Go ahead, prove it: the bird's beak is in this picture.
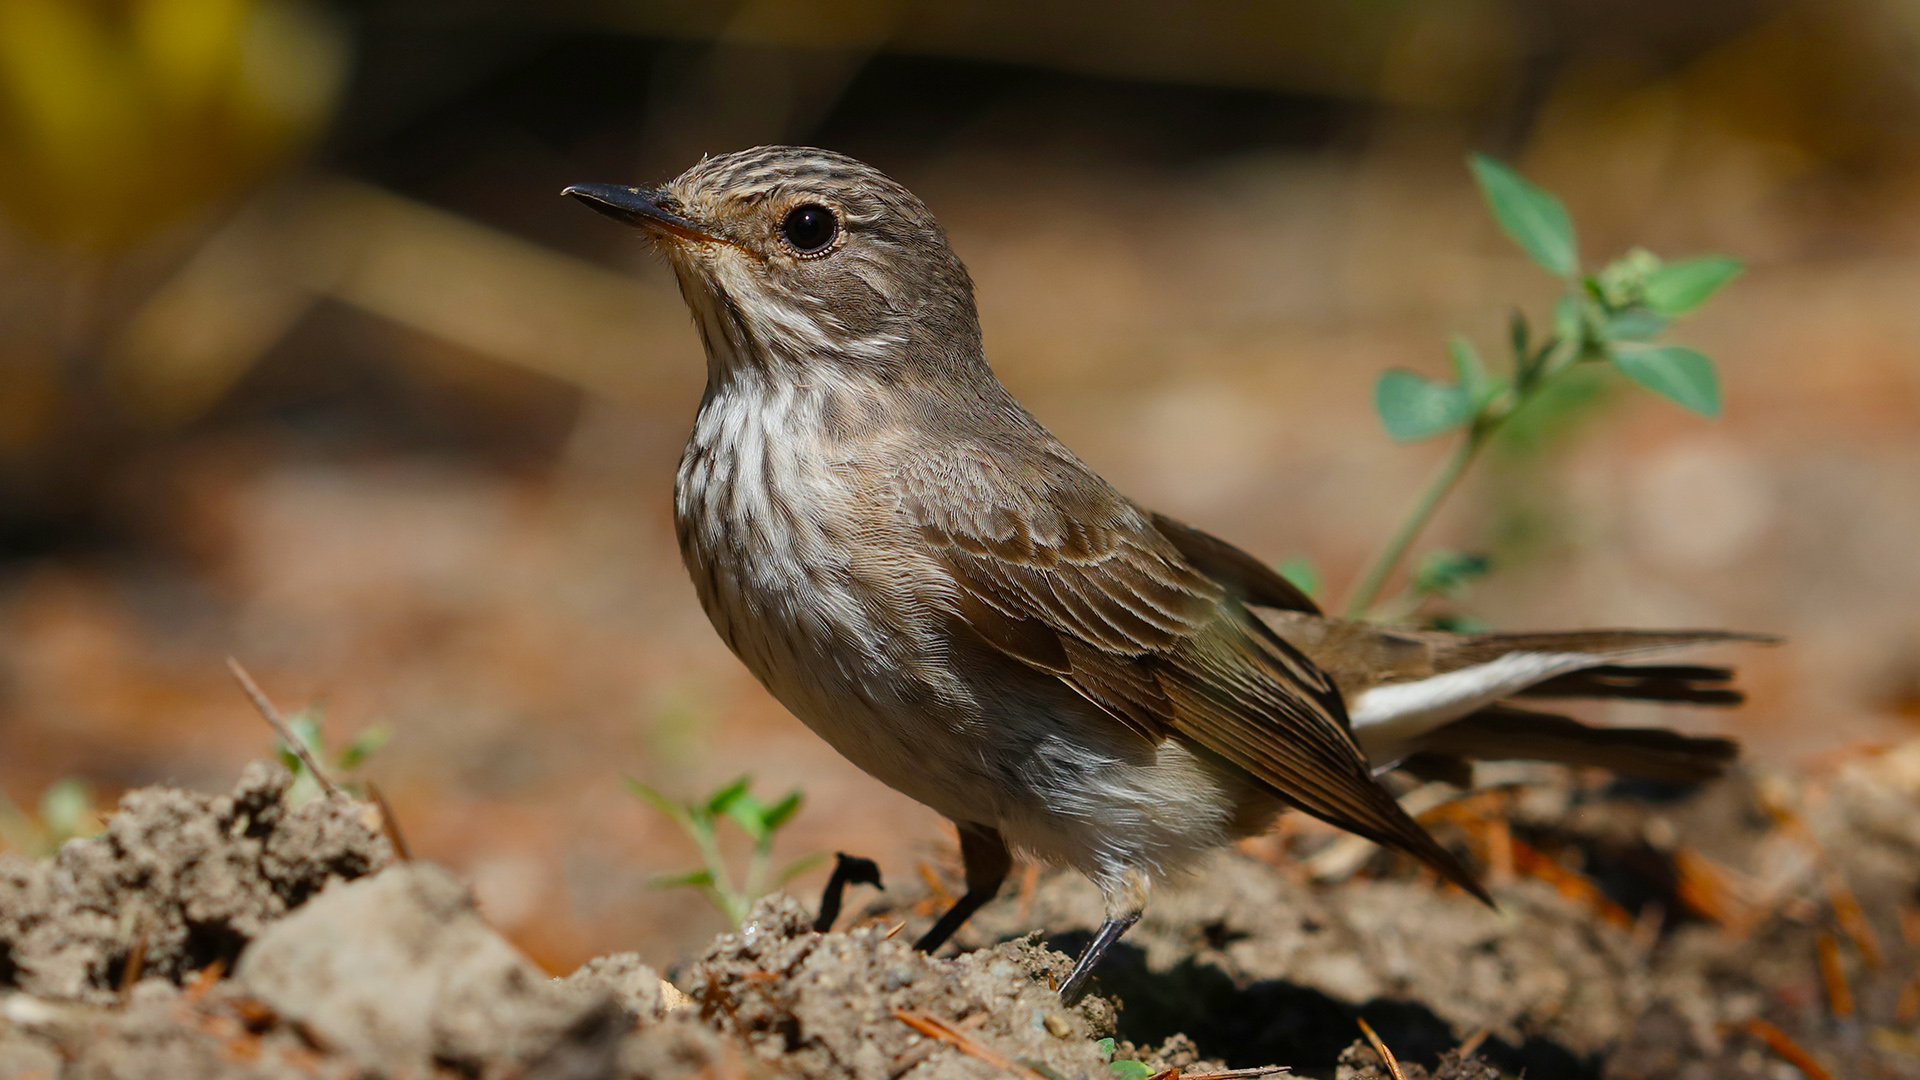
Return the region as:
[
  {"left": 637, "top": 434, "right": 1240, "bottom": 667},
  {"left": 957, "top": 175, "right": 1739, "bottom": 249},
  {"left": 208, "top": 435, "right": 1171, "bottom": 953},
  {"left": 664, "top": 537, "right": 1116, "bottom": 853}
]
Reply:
[{"left": 562, "top": 183, "right": 719, "bottom": 243}]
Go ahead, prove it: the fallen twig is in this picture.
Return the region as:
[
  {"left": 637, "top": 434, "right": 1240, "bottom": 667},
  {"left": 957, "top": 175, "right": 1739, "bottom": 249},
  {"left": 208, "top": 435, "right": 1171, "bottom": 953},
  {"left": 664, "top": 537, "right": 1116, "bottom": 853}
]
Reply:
[
  {"left": 118, "top": 922, "right": 150, "bottom": 997},
  {"left": 916, "top": 860, "right": 955, "bottom": 910},
  {"left": 1825, "top": 874, "right": 1883, "bottom": 969},
  {"left": 363, "top": 781, "right": 412, "bottom": 861},
  {"left": 182, "top": 961, "right": 226, "bottom": 1004},
  {"left": 1355, "top": 1018, "right": 1407, "bottom": 1080},
  {"left": 1670, "top": 847, "right": 1764, "bottom": 936},
  {"left": 1740, "top": 1019, "right": 1835, "bottom": 1080},
  {"left": 226, "top": 658, "right": 341, "bottom": 799},
  {"left": 1509, "top": 837, "right": 1634, "bottom": 929},
  {"left": 1814, "top": 932, "right": 1853, "bottom": 1019},
  {"left": 1175, "top": 1067, "right": 1291, "bottom": 1079},
  {"left": 892, "top": 1009, "right": 1048, "bottom": 1080}
]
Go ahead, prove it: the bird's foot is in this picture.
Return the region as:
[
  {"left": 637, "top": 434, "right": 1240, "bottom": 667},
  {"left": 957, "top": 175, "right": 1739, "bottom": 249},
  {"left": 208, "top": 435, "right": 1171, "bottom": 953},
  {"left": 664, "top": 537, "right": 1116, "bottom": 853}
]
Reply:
[
  {"left": 1057, "top": 911, "right": 1139, "bottom": 1004},
  {"left": 813, "top": 852, "right": 883, "bottom": 932}
]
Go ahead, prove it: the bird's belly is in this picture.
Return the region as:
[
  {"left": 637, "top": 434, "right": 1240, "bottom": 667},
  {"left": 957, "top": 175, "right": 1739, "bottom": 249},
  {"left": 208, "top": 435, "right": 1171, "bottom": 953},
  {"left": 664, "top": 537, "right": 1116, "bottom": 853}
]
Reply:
[
  {"left": 672, "top": 412, "right": 1277, "bottom": 884},
  {"left": 674, "top": 432, "right": 986, "bottom": 821}
]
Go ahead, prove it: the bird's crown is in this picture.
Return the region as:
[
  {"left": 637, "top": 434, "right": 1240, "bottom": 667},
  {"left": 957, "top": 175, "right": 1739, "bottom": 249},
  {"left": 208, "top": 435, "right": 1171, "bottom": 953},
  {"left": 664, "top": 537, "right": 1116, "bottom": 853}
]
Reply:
[{"left": 567, "top": 146, "right": 983, "bottom": 380}]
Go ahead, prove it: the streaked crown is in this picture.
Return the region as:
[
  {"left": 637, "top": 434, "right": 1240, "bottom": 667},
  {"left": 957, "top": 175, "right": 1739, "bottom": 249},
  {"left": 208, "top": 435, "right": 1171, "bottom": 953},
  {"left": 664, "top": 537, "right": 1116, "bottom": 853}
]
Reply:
[{"left": 574, "top": 146, "right": 983, "bottom": 381}]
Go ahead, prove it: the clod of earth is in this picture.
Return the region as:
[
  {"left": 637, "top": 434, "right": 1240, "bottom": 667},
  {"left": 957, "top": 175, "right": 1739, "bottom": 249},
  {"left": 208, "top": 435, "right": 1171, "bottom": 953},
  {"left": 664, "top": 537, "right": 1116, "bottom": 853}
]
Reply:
[
  {"left": 0, "top": 761, "right": 392, "bottom": 1002},
  {"left": 5, "top": 746, "right": 1920, "bottom": 1079},
  {"left": 0, "top": 765, "right": 1213, "bottom": 1079}
]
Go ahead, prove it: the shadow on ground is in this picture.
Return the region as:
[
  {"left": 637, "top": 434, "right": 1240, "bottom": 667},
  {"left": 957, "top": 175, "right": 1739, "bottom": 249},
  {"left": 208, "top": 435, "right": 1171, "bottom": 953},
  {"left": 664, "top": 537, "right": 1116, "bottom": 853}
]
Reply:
[{"left": 1049, "top": 931, "right": 1595, "bottom": 1080}]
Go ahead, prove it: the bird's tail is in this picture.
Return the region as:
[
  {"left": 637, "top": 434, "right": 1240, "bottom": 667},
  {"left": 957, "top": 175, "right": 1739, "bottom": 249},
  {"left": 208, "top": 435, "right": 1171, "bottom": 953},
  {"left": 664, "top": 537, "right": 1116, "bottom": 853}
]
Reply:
[
  {"left": 1352, "top": 628, "right": 1775, "bottom": 782},
  {"left": 1518, "top": 663, "right": 1745, "bottom": 706},
  {"left": 1401, "top": 704, "right": 1741, "bottom": 785},
  {"left": 1428, "top": 628, "right": 1777, "bottom": 671}
]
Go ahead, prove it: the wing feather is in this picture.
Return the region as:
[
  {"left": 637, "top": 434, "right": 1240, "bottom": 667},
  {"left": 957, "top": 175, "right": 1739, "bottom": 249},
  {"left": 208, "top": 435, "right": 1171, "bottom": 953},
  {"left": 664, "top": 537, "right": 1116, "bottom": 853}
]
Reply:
[{"left": 898, "top": 449, "right": 1487, "bottom": 901}]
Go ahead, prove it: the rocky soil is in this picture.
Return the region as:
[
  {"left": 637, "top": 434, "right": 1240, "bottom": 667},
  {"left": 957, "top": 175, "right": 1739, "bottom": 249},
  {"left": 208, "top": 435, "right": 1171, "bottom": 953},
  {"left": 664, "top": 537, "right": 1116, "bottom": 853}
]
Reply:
[{"left": 4, "top": 745, "right": 1919, "bottom": 1079}]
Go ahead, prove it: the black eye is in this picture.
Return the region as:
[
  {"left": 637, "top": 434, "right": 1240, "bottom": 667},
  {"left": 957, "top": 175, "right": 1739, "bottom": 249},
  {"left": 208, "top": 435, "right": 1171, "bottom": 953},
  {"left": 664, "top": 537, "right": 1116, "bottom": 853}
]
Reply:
[{"left": 781, "top": 204, "right": 837, "bottom": 253}]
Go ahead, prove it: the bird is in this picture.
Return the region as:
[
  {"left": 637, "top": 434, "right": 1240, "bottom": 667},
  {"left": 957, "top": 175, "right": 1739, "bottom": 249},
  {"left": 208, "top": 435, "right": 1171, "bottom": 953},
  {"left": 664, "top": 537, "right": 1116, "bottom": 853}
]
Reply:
[{"left": 563, "top": 146, "right": 1771, "bottom": 1002}]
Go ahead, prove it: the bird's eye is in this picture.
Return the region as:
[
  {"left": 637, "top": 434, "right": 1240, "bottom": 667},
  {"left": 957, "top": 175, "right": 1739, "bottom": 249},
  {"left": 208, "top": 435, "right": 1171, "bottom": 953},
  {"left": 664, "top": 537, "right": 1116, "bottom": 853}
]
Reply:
[{"left": 781, "top": 204, "right": 837, "bottom": 254}]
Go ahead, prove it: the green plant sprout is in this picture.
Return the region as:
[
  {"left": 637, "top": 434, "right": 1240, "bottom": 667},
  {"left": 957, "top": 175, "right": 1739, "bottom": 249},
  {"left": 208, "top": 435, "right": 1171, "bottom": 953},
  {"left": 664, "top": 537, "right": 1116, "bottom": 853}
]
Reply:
[
  {"left": 0, "top": 778, "right": 102, "bottom": 857},
  {"left": 1095, "top": 1038, "right": 1153, "bottom": 1079},
  {"left": 627, "top": 775, "right": 824, "bottom": 926},
  {"left": 1337, "top": 152, "right": 1742, "bottom": 620},
  {"left": 275, "top": 706, "right": 391, "bottom": 805}
]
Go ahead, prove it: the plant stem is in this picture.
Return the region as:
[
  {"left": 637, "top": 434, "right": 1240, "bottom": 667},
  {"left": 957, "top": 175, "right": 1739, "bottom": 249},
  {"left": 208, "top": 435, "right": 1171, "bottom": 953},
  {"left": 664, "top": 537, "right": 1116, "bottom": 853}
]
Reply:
[
  {"left": 689, "top": 821, "right": 741, "bottom": 922},
  {"left": 1342, "top": 423, "right": 1490, "bottom": 619},
  {"left": 744, "top": 840, "right": 770, "bottom": 908}
]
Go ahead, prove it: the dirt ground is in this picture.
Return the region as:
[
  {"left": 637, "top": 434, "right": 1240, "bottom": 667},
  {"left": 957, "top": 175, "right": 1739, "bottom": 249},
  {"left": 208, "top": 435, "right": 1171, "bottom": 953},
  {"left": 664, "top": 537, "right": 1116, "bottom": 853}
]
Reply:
[{"left": 3, "top": 743, "right": 1916, "bottom": 1079}]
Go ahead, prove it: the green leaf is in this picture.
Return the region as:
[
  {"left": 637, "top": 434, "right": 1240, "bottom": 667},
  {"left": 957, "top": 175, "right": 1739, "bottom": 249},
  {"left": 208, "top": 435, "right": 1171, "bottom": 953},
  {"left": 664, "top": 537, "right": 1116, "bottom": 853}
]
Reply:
[
  {"left": 1447, "top": 336, "right": 1506, "bottom": 409},
  {"left": 623, "top": 777, "right": 694, "bottom": 830},
  {"left": 1611, "top": 345, "right": 1722, "bottom": 417},
  {"left": 1275, "top": 556, "right": 1320, "bottom": 600},
  {"left": 705, "top": 776, "right": 751, "bottom": 817},
  {"left": 1375, "top": 369, "right": 1473, "bottom": 441},
  {"left": 761, "top": 791, "right": 803, "bottom": 833},
  {"left": 775, "top": 852, "right": 829, "bottom": 886},
  {"left": 38, "top": 779, "right": 93, "bottom": 843},
  {"left": 280, "top": 711, "right": 326, "bottom": 776},
  {"left": 724, "top": 792, "right": 768, "bottom": 841},
  {"left": 1553, "top": 295, "right": 1584, "bottom": 345},
  {"left": 1446, "top": 336, "right": 1484, "bottom": 387},
  {"left": 1642, "top": 255, "right": 1743, "bottom": 316},
  {"left": 1109, "top": 1061, "right": 1153, "bottom": 1080},
  {"left": 287, "top": 710, "right": 325, "bottom": 754},
  {"left": 1096, "top": 1038, "right": 1117, "bottom": 1060},
  {"left": 336, "top": 724, "right": 391, "bottom": 770},
  {"left": 1601, "top": 309, "right": 1666, "bottom": 343},
  {"left": 650, "top": 868, "right": 715, "bottom": 890},
  {"left": 1495, "top": 364, "right": 1612, "bottom": 457},
  {"left": 1413, "top": 551, "right": 1491, "bottom": 598},
  {"left": 1507, "top": 309, "right": 1529, "bottom": 365},
  {"left": 1469, "top": 153, "right": 1578, "bottom": 277}
]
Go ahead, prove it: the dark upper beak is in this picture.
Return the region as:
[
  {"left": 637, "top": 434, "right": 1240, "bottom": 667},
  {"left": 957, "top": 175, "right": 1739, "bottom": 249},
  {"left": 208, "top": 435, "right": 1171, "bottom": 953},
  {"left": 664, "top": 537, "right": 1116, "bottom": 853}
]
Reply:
[{"left": 562, "top": 183, "right": 718, "bottom": 242}]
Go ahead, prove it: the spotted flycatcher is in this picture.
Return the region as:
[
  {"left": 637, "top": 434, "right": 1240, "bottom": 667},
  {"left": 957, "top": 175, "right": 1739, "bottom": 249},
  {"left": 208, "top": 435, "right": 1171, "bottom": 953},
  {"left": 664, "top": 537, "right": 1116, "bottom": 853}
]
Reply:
[{"left": 566, "top": 147, "right": 1766, "bottom": 1000}]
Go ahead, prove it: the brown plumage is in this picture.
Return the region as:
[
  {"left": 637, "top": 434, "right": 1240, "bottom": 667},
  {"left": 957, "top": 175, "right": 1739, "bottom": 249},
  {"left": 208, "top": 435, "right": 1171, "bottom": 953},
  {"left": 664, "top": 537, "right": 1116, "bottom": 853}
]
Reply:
[{"left": 563, "top": 147, "right": 1773, "bottom": 1001}]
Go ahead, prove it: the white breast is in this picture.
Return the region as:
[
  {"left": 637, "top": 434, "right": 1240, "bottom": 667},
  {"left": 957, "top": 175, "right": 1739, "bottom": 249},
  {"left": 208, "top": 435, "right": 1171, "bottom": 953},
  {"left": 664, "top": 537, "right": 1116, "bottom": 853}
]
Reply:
[
  {"left": 677, "top": 377, "right": 851, "bottom": 678},
  {"left": 672, "top": 374, "right": 987, "bottom": 821}
]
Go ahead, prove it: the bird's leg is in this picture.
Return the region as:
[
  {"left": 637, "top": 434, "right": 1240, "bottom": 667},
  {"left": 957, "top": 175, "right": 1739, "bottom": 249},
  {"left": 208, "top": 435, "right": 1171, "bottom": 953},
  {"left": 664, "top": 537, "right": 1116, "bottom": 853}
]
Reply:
[
  {"left": 813, "top": 853, "right": 884, "bottom": 932},
  {"left": 913, "top": 824, "right": 1011, "bottom": 953},
  {"left": 1057, "top": 869, "right": 1149, "bottom": 1004}
]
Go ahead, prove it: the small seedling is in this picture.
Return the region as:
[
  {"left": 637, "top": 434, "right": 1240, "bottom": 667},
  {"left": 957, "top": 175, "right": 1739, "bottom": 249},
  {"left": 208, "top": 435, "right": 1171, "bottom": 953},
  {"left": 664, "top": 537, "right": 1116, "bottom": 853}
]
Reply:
[
  {"left": 1095, "top": 1038, "right": 1154, "bottom": 1079},
  {"left": 275, "top": 705, "right": 390, "bottom": 805},
  {"left": 1333, "top": 153, "right": 1741, "bottom": 620},
  {"left": 0, "top": 778, "right": 102, "bottom": 856},
  {"left": 627, "top": 775, "right": 824, "bottom": 925}
]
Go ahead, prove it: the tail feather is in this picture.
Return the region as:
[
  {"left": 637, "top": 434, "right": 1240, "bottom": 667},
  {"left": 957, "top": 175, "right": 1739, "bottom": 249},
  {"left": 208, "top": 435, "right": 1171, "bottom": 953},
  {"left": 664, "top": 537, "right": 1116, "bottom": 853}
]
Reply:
[
  {"left": 1433, "top": 629, "right": 1778, "bottom": 673},
  {"left": 1411, "top": 704, "right": 1739, "bottom": 783},
  {"left": 1519, "top": 663, "right": 1744, "bottom": 706}
]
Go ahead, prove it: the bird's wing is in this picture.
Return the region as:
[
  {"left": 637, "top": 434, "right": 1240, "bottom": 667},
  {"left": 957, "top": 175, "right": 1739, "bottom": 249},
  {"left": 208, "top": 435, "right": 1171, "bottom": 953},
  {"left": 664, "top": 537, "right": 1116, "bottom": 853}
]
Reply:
[
  {"left": 1148, "top": 512, "right": 1322, "bottom": 615},
  {"left": 896, "top": 447, "right": 1487, "bottom": 900}
]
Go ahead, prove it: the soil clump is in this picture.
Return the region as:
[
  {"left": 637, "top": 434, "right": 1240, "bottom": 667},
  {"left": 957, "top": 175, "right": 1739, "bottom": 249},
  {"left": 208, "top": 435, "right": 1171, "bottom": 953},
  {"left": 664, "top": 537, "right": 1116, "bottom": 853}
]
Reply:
[{"left": 5, "top": 746, "right": 1919, "bottom": 1079}]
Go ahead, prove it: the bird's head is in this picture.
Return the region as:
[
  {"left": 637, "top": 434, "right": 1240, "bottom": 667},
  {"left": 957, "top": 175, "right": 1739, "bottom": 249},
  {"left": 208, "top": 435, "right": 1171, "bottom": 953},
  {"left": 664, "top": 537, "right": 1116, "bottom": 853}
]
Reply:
[{"left": 566, "top": 147, "right": 982, "bottom": 384}]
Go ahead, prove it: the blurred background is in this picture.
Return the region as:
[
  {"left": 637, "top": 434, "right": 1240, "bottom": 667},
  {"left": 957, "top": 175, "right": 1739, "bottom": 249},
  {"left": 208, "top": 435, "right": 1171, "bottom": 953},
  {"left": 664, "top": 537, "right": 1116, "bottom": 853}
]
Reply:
[{"left": 3, "top": 0, "right": 1920, "bottom": 972}]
